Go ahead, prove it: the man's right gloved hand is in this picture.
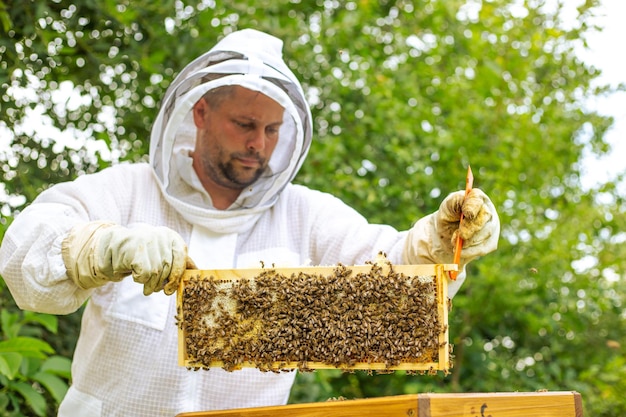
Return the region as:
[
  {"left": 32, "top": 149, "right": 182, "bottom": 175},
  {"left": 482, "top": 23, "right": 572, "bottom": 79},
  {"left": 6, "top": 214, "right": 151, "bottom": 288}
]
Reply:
[
  {"left": 435, "top": 188, "right": 499, "bottom": 259},
  {"left": 403, "top": 188, "right": 500, "bottom": 266},
  {"left": 62, "top": 222, "right": 192, "bottom": 296}
]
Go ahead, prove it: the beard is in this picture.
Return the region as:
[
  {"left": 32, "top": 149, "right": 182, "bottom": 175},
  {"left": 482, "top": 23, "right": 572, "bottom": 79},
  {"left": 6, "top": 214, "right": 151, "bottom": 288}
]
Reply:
[
  {"left": 218, "top": 159, "right": 266, "bottom": 189},
  {"left": 200, "top": 150, "right": 267, "bottom": 190}
]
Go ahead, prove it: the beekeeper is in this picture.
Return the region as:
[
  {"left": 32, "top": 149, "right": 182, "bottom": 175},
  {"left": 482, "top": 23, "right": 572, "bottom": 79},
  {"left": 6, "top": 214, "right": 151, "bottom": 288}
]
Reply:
[{"left": 0, "top": 29, "right": 499, "bottom": 416}]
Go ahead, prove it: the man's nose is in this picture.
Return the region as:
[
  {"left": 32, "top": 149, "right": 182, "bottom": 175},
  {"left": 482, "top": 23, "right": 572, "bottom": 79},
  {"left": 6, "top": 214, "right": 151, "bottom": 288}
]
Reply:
[{"left": 246, "top": 128, "right": 266, "bottom": 151}]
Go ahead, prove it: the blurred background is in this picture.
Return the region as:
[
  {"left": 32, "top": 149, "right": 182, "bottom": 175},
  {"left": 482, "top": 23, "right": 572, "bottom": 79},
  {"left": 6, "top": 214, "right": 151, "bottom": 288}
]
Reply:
[
  {"left": 578, "top": 0, "right": 626, "bottom": 191},
  {"left": 1, "top": 1, "right": 625, "bottom": 416}
]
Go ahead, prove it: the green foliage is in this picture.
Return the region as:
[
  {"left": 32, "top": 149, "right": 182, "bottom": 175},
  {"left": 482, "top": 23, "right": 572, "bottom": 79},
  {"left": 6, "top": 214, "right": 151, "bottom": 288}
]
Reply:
[
  {"left": 0, "top": 294, "right": 71, "bottom": 417},
  {"left": 579, "top": 354, "right": 626, "bottom": 417},
  {"left": 1, "top": 0, "right": 626, "bottom": 415}
]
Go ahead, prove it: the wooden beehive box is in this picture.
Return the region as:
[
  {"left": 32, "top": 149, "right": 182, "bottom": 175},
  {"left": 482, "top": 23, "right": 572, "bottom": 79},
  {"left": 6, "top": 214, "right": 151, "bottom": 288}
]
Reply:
[
  {"left": 176, "top": 391, "right": 584, "bottom": 417},
  {"left": 177, "top": 256, "right": 454, "bottom": 373}
]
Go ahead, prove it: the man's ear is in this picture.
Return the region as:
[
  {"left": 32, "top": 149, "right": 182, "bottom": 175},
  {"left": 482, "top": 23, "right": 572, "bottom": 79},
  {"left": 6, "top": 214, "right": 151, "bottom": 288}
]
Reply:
[{"left": 193, "top": 98, "right": 208, "bottom": 128}]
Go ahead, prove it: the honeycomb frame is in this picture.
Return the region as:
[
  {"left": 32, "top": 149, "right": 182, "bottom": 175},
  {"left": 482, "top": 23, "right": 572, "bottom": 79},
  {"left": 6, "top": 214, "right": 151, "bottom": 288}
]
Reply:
[{"left": 177, "top": 257, "right": 454, "bottom": 374}]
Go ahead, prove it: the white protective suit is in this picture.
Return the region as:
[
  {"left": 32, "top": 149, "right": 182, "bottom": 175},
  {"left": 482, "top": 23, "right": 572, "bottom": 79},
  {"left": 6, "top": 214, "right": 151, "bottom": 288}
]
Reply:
[{"left": 0, "top": 29, "right": 477, "bottom": 416}]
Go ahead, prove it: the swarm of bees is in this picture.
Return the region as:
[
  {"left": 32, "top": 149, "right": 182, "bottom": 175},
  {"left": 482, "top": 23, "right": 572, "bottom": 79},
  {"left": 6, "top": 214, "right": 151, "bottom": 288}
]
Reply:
[{"left": 178, "top": 258, "right": 450, "bottom": 374}]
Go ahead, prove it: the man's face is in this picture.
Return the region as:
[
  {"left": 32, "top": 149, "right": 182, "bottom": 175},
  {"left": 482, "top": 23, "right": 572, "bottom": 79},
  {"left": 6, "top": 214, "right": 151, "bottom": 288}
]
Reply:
[{"left": 192, "top": 86, "right": 285, "bottom": 196}]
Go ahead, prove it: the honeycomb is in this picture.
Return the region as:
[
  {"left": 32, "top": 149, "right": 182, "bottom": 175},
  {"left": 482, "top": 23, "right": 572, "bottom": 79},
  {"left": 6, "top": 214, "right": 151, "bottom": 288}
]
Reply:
[{"left": 178, "top": 257, "right": 451, "bottom": 374}]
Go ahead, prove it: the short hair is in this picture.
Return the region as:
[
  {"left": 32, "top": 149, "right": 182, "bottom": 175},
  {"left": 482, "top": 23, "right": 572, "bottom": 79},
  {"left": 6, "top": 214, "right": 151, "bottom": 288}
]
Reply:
[{"left": 201, "top": 85, "right": 237, "bottom": 110}]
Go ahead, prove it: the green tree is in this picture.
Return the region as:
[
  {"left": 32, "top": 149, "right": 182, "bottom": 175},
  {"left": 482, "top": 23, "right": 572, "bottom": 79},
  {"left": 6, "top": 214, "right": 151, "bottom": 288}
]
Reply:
[{"left": 1, "top": 1, "right": 625, "bottom": 416}]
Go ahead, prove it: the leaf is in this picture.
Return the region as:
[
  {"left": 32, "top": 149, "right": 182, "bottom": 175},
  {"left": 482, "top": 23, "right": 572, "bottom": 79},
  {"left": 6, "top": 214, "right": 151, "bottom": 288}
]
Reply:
[
  {"left": 0, "top": 7, "right": 12, "bottom": 33},
  {"left": 20, "top": 356, "right": 44, "bottom": 378},
  {"left": 0, "top": 337, "right": 54, "bottom": 359},
  {"left": 10, "top": 381, "right": 47, "bottom": 417},
  {"left": 32, "top": 371, "right": 69, "bottom": 404},
  {"left": 40, "top": 355, "right": 72, "bottom": 379},
  {"left": 0, "top": 352, "right": 22, "bottom": 380},
  {"left": 0, "top": 394, "right": 9, "bottom": 413},
  {"left": 0, "top": 309, "right": 21, "bottom": 339},
  {"left": 22, "top": 312, "right": 58, "bottom": 334}
]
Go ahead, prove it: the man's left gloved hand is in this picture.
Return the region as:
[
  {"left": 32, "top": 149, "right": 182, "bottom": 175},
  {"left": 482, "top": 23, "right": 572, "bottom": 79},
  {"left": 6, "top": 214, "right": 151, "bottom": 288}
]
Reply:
[{"left": 403, "top": 188, "right": 500, "bottom": 268}]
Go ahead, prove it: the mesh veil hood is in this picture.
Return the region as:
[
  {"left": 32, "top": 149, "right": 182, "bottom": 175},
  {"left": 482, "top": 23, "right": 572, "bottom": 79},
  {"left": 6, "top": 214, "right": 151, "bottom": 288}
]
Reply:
[{"left": 149, "top": 29, "right": 313, "bottom": 234}]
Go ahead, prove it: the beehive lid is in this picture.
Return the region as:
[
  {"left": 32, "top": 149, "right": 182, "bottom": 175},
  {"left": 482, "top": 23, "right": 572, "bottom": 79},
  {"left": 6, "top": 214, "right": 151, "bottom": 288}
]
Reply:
[{"left": 177, "top": 256, "right": 454, "bottom": 374}]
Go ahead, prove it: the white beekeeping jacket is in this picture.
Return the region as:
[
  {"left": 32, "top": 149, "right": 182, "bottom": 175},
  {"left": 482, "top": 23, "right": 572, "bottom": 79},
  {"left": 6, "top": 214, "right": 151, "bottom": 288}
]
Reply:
[{"left": 0, "top": 29, "right": 419, "bottom": 416}]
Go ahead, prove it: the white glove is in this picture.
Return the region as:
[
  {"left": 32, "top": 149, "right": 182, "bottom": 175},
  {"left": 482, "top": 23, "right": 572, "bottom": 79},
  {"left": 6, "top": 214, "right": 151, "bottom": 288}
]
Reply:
[
  {"left": 436, "top": 188, "right": 499, "bottom": 260},
  {"left": 403, "top": 188, "right": 500, "bottom": 295},
  {"left": 61, "top": 222, "right": 193, "bottom": 296}
]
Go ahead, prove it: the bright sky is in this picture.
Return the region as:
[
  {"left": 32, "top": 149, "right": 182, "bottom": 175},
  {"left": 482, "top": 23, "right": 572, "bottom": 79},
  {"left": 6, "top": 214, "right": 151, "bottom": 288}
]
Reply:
[{"left": 578, "top": 0, "right": 626, "bottom": 190}]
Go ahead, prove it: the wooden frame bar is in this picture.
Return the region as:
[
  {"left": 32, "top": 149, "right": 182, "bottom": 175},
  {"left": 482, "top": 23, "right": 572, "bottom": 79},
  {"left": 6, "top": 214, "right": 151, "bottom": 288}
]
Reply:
[{"left": 176, "top": 391, "right": 583, "bottom": 417}]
